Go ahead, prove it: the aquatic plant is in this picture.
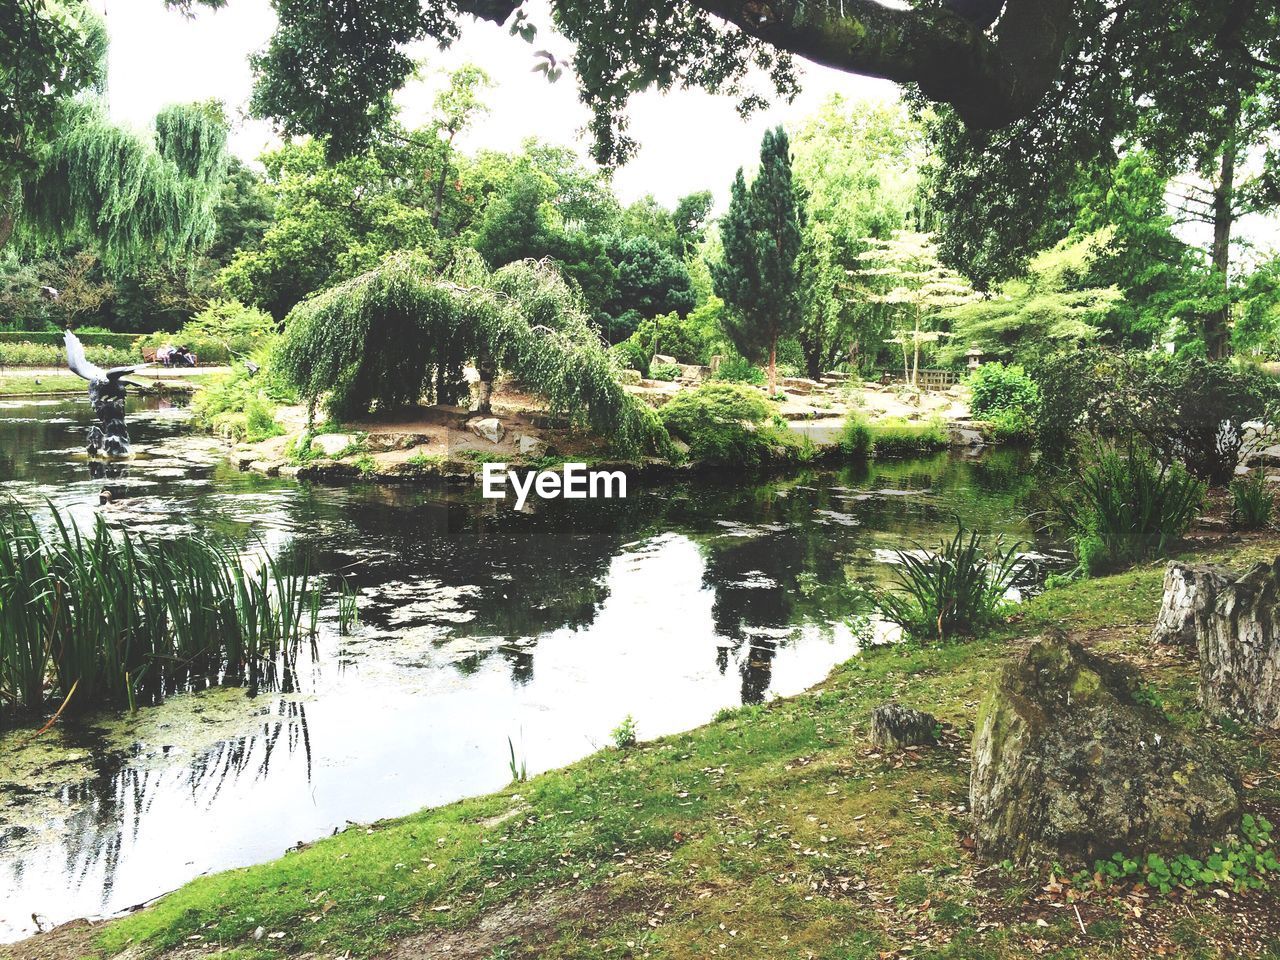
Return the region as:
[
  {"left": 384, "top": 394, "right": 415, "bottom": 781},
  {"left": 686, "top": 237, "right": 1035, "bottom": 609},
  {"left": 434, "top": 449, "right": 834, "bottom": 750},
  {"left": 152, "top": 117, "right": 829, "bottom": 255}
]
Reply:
[
  {"left": 507, "top": 736, "right": 528, "bottom": 783},
  {"left": 877, "top": 524, "right": 1027, "bottom": 642},
  {"left": 0, "top": 504, "right": 315, "bottom": 720},
  {"left": 1059, "top": 443, "right": 1204, "bottom": 575},
  {"left": 1230, "top": 470, "right": 1274, "bottom": 530}
]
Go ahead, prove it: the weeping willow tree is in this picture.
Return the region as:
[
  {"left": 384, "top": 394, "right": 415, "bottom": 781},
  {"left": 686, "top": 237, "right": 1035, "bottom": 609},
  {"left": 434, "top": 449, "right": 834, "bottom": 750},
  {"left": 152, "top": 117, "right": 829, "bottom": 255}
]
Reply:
[
  {"left": 276, "top": 252, "right": 672, "bottom": 458},
  {"left": 2, "top": 1, "right": 229, "bottom": 270},
  {"left": 14, "top": 99, "right": 229, "bottom": 270}
]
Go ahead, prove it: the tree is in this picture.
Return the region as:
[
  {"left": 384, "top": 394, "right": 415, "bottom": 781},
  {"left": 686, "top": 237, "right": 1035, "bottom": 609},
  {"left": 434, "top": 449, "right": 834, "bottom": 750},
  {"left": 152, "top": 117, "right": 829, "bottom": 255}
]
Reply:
[
  {"left": 856, "top": 231, "right": 976, "bottom": 386},
  {"left": 205, "top": 156, "right": 275, "bottom": 266},
  {"left": 425, "top": 65, "right": 492, "bottom": 230},
  {"left": 220, "top": 137, "right": 439, "bottom": 318},
  {"left": 168, "top": 0, "right": 1095, "bottom": 166},
  {"left": 927, "top": 0, "right": 1280, "bottom": 357},
  {"left": 600, "top": 234, "right": 696, "bottom": 341},
  {"left": 791, "top": 96, "right": 921, "bottom": 378},
  {"left": 939, "top": 231, "right": 1120, "bottom": 366},
  {"left": 673, "top": 191, "right": 713, "bottom": 258},
  {"left": 712, "top": 126, "right": 803, "bottom": 395}
]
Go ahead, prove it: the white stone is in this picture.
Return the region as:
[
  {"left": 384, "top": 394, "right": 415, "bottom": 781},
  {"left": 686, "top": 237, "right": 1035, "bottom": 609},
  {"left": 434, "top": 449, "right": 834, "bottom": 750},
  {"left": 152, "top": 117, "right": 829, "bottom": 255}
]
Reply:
[
  {"left": 311, "top": 433, "right": 353, "bottom": 457},
  {"left": 516, "top": 434, "right": 546, "bottom": 458},
  {"left": 468, "top": 417, "right": 505, "bottom": 444}
]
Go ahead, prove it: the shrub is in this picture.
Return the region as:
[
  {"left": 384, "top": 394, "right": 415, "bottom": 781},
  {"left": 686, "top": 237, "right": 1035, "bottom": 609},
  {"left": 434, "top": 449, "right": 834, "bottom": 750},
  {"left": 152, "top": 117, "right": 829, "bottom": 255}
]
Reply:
[
  {"left": 1059, "top": 443, "right": 1205, "bottom": 576},
  {"left": 968, "top": 362, "right": 1039, "bottom": 420},
  {"left": 649, "top": 362, "right": 681, "bottom": 382},
  {"left": 659, "top": 382, "right": 794, "bottom": 466},
  {"left": 985, "top": 407, "right": 1036, "bottom": 444},
  {"left": 838, "top": 415, "right": 874, "bottom": 459},
  {"left": 1032, "top": 348, "right": 1280, "bottom": 483},
  {"left": 870, "top": 418, "right": 950, "bottom": 458},
  {"left": 613, "top": 339, "right": 650, "bottom": 378},
  {"left": 0, "top": 330, "right": 141, "bottom": 349},
  {"left": 140, "top": 298, "right": 277, "bottom": 365},
  {"left": 877, "top": 524, "right": 1027, "bottom": 642},
  {"left": 712, "top": 354, "right": 766, "bottom": 385},
  {"left": 1230, "top": 470, "right": 1274, "bottom": 530},
  {"left": 192, "top": 347, "right": 295, "bottom": 442},
  {"left": 611, "top": 714, "right": 637, "bottom": 748}
]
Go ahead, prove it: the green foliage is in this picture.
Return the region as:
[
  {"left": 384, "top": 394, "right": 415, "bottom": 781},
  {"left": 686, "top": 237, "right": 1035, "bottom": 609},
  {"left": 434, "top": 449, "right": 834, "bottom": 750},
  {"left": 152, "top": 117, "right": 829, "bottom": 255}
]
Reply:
[
  {"left": 658, "top": 382, "right": 793, "bottom": 467},
  {"left": 1059, "top": 444, "right": 1205, "bottom": 576},
  {"left": 649, "top": 362, "right": 680, "bottom": 382},
  {"left": 713, "top": 127, "right": 803, "bottom": 392},
  {"left": 1032, "top": 349, "right": 1280, "bottom": 484},
  {"left": 1230, "top": 470, "right": 1274, "bottom": 530},
  {"left": 0, "top": 339, "right": 136, "bottom": 367},
  {"left": 17, "top": 98, "right": 229, "bottom": 271},
  {"left": 599, "top": 233, "right": 695, "bottom": 341},
  {"left": 0, "top": 503, "right": 315, "bottom": 717},
  {"left": 276, "top": 252, "right": 670, "bottom": 458},
  {"left": 0, "top": 329, "right": 140, "bottom": 348},
  {"left": 940, "top": 233, "right": 1118, "bottom": 367},
  {"left": 1078, "top": 816, "right": 1280, "bottom": 896},
  {"left": 877, "top": 524, "right": 1025, "bottom": 642},
  {"left": 838, "top": 415, "right": 874, "bottom": 460},
  {"left": 967, "top": 363, "right": 1039, "bottom": 420},
  {"left": 792, "top": 97, "right": 921, "bottom": 378},
  {"left": 869, "top": 418, "right": 950, "bottom": 458},
  {"left": 610, "top": 714, "right": 637, "bottom": 749},
  {"left": 711, "top": 355, "right": 766, "bottom": 385},
  {"left": 191, "top": 347, "right": 295, "bottom": 442},
  {"left": 140, "top": 298, "right": 275, "bottom": 364}
]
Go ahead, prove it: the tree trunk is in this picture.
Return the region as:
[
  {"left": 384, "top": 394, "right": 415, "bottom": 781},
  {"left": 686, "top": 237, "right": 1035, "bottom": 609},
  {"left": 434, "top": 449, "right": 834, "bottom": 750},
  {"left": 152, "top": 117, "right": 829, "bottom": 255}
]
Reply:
[
  {"left": 430, "top": 133, "right": 458, "bottom": 231},
  {"left": 0, "top": 193, "right": 17, "bottom": 252},
  {"left": 1207, "top": 112, "right": 1239, "bottom": 360},
  {"left": 1151, "top": 561, "right": 1232, "bottom": 646},
  {"left": 1198, "top": 556, "right": 1280, "bottom": 728},
  {"left": 767, "top": 340, "right": 778, "bottom": 396}
]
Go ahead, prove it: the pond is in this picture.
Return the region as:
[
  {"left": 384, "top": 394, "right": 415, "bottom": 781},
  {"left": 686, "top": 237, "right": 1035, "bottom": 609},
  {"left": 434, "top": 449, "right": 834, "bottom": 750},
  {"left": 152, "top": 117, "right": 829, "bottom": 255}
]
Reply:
[{"left": 0, "top": 396, "right": 1063, "bottom": 942}]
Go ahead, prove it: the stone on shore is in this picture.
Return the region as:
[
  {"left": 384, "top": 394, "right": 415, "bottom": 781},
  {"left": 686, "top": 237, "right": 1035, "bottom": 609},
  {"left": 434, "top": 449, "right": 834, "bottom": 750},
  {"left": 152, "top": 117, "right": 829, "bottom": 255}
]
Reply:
[{"left": 870, "top": 703, "right": 939, "bottom": 750}]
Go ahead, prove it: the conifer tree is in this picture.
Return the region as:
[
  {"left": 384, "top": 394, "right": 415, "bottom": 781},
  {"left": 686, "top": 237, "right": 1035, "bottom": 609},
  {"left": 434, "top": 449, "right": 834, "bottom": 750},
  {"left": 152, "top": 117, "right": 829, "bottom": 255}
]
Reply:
[{"left": 712, "top": 126, "right": 803, "bottom": 395}]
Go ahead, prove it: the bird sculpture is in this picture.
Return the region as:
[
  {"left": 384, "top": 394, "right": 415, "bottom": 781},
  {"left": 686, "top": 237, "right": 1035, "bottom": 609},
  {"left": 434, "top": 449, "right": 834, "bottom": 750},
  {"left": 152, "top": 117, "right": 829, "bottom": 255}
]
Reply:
[{"left": 65, "top": 330, "right": 148, "bottom": 458}]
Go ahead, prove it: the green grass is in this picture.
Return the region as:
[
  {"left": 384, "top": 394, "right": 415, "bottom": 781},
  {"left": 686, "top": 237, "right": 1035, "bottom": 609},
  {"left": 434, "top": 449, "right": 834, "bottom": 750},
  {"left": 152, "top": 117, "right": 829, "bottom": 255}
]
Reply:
[
  {"left": 0, "top": 372, "right": 217, "bottom": 397},
  {"left": 62, "top": 538, "right": 1280, "bottom": 959},
  {"left": 869, "top": 417, "right": 950, "bottom": 458}
]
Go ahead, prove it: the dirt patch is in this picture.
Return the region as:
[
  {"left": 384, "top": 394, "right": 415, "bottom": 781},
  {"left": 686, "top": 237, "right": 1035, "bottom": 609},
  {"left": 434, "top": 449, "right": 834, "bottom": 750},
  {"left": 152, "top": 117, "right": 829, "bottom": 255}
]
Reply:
[{"left": 0, "top": 920, "right": 101, "bottom": 960}]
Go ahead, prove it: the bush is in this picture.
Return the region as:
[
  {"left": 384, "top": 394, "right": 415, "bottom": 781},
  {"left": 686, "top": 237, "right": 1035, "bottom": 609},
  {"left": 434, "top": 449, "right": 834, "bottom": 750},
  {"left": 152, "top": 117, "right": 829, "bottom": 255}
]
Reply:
[
  {"left": 968, "top": 362, "right": 1039, "bottom": 420},
  {"left": 712, "top": 355, "right": 766, "bottom": 385},
  {"left": 838, "top": 415, "right": 874, "bottom": 459},
  {"left": 612, "top": 339, "right": 650, "bottom": 378},
  {"left": 649, "top": 362, "right": 681, "bottom": 382},
  {"left": 0, "top": 330, "right": 141, "bottom": 349},
  {"left": 1230, "top": 470, "right": 1274, "bottom": 530},
  {"left": 140, "top": 298, "right": 277, "bottom": 365},
  {"left": 877, "top": 524, "right": 1026, "bottom": 642},
  {"left": 1031, "top": 348, "right": 1280, "bottom": 484},
  {"left": 659, "top": 382, "right": 794, "bottom": 466},
  {"left": 1059, "top": 444, "right": 1205, "bottom": 576},
  {"left": 985, "top": 407, "right": 1036, "bottom": 444},
  {"left": 192, "top": 347, "right": 295, "bottom": 443},
  {"left": 870, "top": 418, "right": 950, "bottom": 458}
]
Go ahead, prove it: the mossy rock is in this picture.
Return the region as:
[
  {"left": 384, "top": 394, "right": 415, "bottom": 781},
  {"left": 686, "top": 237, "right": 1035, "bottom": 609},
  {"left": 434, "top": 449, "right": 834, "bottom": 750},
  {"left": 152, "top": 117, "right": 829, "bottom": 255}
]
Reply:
[{"left": 971, "top": 631, "right": 1240, "bottom": 865}]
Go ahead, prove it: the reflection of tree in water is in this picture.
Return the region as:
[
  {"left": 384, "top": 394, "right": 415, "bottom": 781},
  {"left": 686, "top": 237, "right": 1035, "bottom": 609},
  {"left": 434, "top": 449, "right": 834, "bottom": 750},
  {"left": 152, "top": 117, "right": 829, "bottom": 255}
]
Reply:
[{"left": 0, "top": 699, "right": 310, "bottom": 913}]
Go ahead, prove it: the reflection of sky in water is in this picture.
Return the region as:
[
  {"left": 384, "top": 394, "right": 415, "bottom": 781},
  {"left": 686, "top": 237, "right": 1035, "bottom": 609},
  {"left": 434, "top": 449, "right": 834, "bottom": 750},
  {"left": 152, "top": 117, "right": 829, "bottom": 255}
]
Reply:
[{"left": 0, "top": 397, "right": 1064, "bottom": 942}]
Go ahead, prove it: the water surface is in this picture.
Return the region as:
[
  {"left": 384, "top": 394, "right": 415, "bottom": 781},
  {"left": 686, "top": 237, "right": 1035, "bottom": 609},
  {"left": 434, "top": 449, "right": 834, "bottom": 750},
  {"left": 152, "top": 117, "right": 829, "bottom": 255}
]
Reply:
[{"left": 0, "top": 397, "right": 1058, "bottom": 941}]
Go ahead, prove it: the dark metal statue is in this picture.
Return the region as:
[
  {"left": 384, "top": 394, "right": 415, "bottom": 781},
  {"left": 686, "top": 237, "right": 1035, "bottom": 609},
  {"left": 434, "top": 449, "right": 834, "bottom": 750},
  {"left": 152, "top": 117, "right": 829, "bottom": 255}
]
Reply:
[{"left": 65, "top": 330, "right": 147, "bottom": 458}]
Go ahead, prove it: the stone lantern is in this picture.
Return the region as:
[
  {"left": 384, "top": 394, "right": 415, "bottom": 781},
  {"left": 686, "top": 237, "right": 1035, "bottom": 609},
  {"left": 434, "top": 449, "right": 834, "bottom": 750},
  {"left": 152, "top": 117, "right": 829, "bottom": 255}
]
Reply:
[{"left": 966, "top": 346, "right": 985, "bottom": 372}]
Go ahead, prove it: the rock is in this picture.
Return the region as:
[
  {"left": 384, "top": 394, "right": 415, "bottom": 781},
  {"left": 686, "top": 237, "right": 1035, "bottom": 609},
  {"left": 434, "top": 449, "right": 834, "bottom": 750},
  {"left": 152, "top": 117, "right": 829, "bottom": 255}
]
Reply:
[
  {"left": 870, "top": 703, "right": 939, "bottom": 750},
  {"left": 619, "top": 368, "right": 642, "bottom": 386},
  {"left": 1150, "top": 561, "right": 1232, "bottom": 646},
  {"left": 708, "top": 354, "right": 723, "bottom": 375},
  {"left": 516, "top": 433, "right": 546, "bottom": 458},
  {"left": 248, "top": 460, "right": 280, "bottom": 477},
  {"left": 467, "top": 417, "right": 505, "bottom": 444},
  {"left": 1198, "top": 556, "right": 1280, "bottom": 727},
  {"left": 311, "top": 433, "right": 353, "bottom": 457},
  {"left": 781, "top": 377, "right": 820, "bottom": 395},
  {"left": 971, "top": 632, "right": 1240, "bottom": 865},
  {"left": 653, "top": 354, "right": 677, "bottom": 366},
  {"left": 678, "top": 363, "right": 708, "bottom": 383}
]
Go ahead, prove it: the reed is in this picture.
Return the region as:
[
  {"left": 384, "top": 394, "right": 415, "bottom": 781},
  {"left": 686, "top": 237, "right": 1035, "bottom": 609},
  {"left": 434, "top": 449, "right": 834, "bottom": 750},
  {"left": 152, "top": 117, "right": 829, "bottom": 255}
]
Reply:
[{"left": 0, "top": 504, "right": 315, "bottom": 720}]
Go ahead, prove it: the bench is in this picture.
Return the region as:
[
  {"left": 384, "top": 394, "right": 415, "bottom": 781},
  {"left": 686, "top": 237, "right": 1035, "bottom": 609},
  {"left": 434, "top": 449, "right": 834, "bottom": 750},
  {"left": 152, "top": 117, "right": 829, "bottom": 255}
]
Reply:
[{"left": 141, "top": 347, "right": 199, "bottom": 367}]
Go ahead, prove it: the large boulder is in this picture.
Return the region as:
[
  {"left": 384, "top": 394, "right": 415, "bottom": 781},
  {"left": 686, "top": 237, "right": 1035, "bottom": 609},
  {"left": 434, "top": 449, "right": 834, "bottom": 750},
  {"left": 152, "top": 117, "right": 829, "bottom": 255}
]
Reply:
[
  {"left": 971, "top": 632, "right": 1240, "bottom": 865},
  {"left": 1150, "top": 561, "right": 1233, "bottom": 646},
  {"left": 467, "top": 417, "right": 505, "bottom": 445},
  {"left": 1198, "top": 557, "right": 1280, "bottom": 727}
]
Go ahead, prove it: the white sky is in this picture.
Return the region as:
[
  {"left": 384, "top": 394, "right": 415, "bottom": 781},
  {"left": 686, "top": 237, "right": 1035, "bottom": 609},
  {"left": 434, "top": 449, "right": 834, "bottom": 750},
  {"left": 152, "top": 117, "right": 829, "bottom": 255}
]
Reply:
[{"left": 92, "top": 0, "right": 897, "bottom": 209}]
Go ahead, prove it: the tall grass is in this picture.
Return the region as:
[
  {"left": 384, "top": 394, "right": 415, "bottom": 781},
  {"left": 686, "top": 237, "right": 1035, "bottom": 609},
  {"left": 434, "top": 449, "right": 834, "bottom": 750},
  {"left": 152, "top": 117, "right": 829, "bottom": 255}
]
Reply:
[
  {"left": 0, "top": 505, "right": 315, "bottom": 720},
  {"left": 1230, "top": 470, "right": 1274, "bottom": 530},
  {"left": 877, "top": 524, "right": 1027, "bottom": 642},
  {"left": 1059, "top": 444, "right": 1205, "bottom": 575}
]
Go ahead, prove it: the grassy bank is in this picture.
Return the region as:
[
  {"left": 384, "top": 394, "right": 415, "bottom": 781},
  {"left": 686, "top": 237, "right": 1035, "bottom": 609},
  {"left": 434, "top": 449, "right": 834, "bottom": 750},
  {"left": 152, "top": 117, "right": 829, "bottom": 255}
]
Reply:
[{"left": 10, "top": 540, "right": 1280, "bottom": 960}]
